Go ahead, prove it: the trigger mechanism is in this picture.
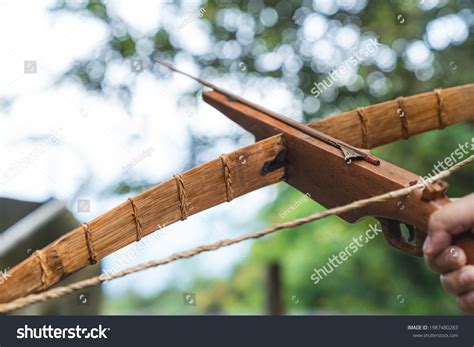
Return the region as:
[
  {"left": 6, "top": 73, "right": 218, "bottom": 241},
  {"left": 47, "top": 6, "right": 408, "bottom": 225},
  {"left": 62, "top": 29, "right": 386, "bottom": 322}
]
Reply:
[{"left": 378, "top": 218, "right": 425, "bottom": 257}]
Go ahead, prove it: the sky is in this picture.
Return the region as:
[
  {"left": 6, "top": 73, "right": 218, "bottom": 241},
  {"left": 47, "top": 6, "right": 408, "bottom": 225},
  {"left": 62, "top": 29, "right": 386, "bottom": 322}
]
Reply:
[{"left": 0, "top": 0, "right": 471, "bottom": 297}]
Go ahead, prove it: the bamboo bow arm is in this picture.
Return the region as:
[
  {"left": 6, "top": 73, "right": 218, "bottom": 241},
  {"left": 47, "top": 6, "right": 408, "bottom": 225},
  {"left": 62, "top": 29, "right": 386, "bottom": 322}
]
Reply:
[
  {"left": 0, "top": 136, "right": 286, "bottom": 304},
  {"left": 0, "top": 84, "right": 472, "bottom": 303},
  {"left": 308, "top": 84, "right": 474, "bottom": 149}
]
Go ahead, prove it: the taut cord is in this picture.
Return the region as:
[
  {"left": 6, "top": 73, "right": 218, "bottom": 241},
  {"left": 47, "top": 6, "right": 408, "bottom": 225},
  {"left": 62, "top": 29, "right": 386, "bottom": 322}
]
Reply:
[{"left": 0, "top": 155, "right": 472, "bottom": 314}]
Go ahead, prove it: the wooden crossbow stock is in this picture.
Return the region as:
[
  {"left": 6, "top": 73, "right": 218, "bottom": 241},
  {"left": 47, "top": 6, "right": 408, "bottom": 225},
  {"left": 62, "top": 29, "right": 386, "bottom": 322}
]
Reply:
[{"left": 0, "top": 65, "right": 473, "bottom": 304}]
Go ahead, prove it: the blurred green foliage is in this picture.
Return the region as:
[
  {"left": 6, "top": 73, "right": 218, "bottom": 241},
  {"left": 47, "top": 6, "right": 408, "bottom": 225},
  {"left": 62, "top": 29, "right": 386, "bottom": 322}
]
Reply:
[{"left": 54, "top": 0, "right": 473, "bottom": 314}]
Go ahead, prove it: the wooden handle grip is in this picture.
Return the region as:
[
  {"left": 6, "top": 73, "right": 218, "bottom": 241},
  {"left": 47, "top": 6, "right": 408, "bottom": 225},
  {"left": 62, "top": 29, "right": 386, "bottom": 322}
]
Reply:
[{"left": 453, "top": 233, "right": 474, "bottom": 265}]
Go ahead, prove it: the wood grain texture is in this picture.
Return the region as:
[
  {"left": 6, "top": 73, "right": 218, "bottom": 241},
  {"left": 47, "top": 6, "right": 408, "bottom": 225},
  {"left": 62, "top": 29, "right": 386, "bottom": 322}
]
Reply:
[
  {"left": 205, "top": 91, "right": 432, "bottom": 226},
  {"left": 0, "top": 136, "right": 285, "bottom": 303},
  {"left": 203, "top": 90, "right": 474, "bottom": 260},
  {"left": 2, "top": 84, "right": 473, "bottom": 303},
  {"left": 308, "top": 84, "right": 474, "bottom": 148}
]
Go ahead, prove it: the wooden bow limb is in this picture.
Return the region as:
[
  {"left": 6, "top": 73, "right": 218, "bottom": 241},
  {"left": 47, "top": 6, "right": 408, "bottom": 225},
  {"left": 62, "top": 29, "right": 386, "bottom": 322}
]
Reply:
[
  {"left": 1, "top": 155, "right": 472, "bottom": 314},
  {"left": 307, "top": 84, "right": 474, "bottom": 149},
  {"left": 0, "top": 137, "right": 285, "bottom": 303},
  {"left": 155, "top": 59, "right": 473, "bottom": 149},
  {"left": 1, "top": 85, "right": 472, "bottom": 304},
  {"left": 203, "top": 86, "right": 474, "bottom": 260}
]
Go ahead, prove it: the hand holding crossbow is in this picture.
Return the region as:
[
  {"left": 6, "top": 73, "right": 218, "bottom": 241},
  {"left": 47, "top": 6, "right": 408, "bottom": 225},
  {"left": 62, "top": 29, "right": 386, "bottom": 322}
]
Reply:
[
  {"left": 155, "top": 59, "right": 474, "bottom": 260},
  {"left": 0, "top": 61, "right": 472, "bottom": 308}
]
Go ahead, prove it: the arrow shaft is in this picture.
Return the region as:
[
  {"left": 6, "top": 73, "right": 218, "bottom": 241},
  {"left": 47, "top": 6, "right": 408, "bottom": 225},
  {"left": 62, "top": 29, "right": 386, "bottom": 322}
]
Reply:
[{"left": 154, "top": 59, "right": 379, "bottom": 166}]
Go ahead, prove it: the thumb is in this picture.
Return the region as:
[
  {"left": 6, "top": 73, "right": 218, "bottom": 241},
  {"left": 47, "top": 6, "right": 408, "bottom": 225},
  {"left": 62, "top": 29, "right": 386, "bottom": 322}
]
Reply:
[{"left": 423, "top": 193, "right": 474, "bottom": 257}]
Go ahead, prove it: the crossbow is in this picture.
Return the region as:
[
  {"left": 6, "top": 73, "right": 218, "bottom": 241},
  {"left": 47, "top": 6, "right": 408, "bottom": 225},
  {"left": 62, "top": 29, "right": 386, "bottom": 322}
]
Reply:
[{"left": 0, "top": 64, "right": 473, "bottom": 305}]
